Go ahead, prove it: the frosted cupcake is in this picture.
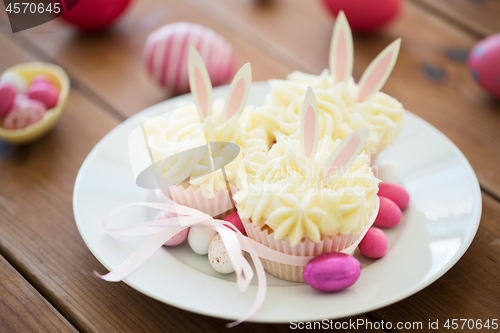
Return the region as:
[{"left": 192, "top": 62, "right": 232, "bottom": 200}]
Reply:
[
  {"left": 235, "top": 88, "right": 380, "bottom": 282},
  {"left": 256, "top": 12, "right": 403, "bottom": 160},
  {"left": 141, "top": 47, "right": 268, "bottom": 217}
]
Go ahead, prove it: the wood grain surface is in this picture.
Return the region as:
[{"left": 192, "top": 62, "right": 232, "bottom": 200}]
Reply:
[{"left": 0, "top": 0, "right": 499, "bottom": 332}]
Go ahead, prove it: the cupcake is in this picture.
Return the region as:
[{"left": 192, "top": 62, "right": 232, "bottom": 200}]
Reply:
[
  {"left": 234, "top": 87, "right": 380, "bottom": 282},
  {"left": 253, "top": 11, "right": 403, "bottom": 161},
  {"left": 141, "top": 47, "right": 268, "bottom": 218}
]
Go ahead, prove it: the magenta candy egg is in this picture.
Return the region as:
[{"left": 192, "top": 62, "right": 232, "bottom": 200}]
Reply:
[
  {"left": 358, "top": 227, "right": 388, "bottom": 259},
  {"left": 0, "top": 83, "right": 17, "bottom": 117},
  {"left": 303, "top": 252, "right": 361, "bottom": 292},
  {"left": 468, "top": 33, "right": 500, "bottom": 99},
  {"left": 223, "top": 211, "right": 246, "bottom": 236},
  {"left": 155, "top": 211, "right": 189, "bottom": 246},
  {"left": 374, "top": 196, "right": 402, "bottom": 228},
  {"left": 378, "top": 182, "right": 409, "bottom": 210},
  {"left": 28, "top": 82, "right": 60, "bottom": 109},
  {"left": 322, "top": 0, "right": 402, "bottom": 33},
  {"left": 143, "top": 22, "right": 235, "bottom": 94},
  {"left": 2, "top": 97, "right": 46, "bottom": 130}
]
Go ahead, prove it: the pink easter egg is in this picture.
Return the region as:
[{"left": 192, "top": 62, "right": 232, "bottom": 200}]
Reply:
[
  {"left": 142, "top": 22, "right": 235, "bottom": 94},
  {"left": 358, "top": 227, "right": 388, "bottom": 259},
  {"left": 223, "top": 211, "right": 246, "bottom": 236},
  {"left": 31, "top": 74, "right": 52, "bottom": 85},
  {"left": 154, "top": 211, "right": 189, "bottom": 246},
  {"left": 378, "top": 182, "right": 409, "bottom": 210},
  {"left": 2, "top": 96, "right": 46, "bottom": 130},
  {"left": 468, "top": 33, "right": 500, "bottom": 99},
  {"left": 0, "top": 83, "right": 17, "bottom": 117},
  {"left": 28, "top": 82, "right": 60, "bottom": 109},
  {"left": 303, "top": 252, "right": 361, "bottom": 292},
  {"left": 374, "top": 196, "right": 402, "bottom": 228}
]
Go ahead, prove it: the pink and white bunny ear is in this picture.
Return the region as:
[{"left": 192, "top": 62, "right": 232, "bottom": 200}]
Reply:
[
  {"left": 221, "top": 62, "right": 252, "bottom": 121},
  {"left": 300, "top": 86, "right": 319, "bottom": 160},
  {"left": 323, "top": 127, "right": 369, "bottom": 184},
  {"left": 329, "top": 11, "right": 353, "bottom": 84},
  {"left": 357, "top": 38, "right": 401, "bottom": 102},
  {"left": 188, "top": 46, "right": 213, "bottom": 121}
]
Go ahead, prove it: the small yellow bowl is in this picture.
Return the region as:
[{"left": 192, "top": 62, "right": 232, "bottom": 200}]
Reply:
[{"left": 0, "top": 62, "right": 70, "bottom": 144}]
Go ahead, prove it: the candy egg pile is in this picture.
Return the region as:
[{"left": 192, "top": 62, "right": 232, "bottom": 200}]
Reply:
[{"left": 0, "top": 72, "right": 60, "bottom": 130}]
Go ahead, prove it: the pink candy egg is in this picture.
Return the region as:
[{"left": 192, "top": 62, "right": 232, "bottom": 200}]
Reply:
[
  {"left": 28, "top": 82, "right": 60, "bottom": 109},
  {"left": 0, "top": 83, "right": 17, "bottom": 117},
  {"left": 208, "top": 234, "right": 235, "bottom": 274},
  {"left": 358, "top": 227, "right": 388, "bottom": 259},
  {"left": 154, "top": 211, "right": 189, "bottom": 246},
  {"left": 468, "top": 33, "right": 500, "bottom": 99},
  {"left": 2, "top": 97, "right": 46, "bottom": 130},
  {"left": 378, "top": 182, "right": 409, "bottom": 210},
  {"left": 223, "top": 211, "right": 246, "bottom": 236},
  {"left": 374, "top": 196, "right": 402, "bottom": 228},
  {"left": 143, "top": 22, "right": 235, "bottom": 94},
  {"left": 303, "top": 252, "right": 361, "bottom": 292}
]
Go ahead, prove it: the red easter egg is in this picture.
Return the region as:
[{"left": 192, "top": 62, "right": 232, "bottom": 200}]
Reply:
[
  {"left": 59, "top": 0, "right": 132, "bottom": 32},
  {"left": 223, "top": 211, "right": 246, "bottom": 236},
  {"left": 0, "top": 83, "right": 17, "bottom": 117},
  {"left": 378, "top": 182, "right": 409, "bottom": 210},
  {"left": 321, "top": 0, "right": 402, "bottom": 33},
  {"left": 468, "top": 33, "right": 500, "bottom": 99},
  {"left": 28, "top": 82, "right": 60, "bottom": 109}
]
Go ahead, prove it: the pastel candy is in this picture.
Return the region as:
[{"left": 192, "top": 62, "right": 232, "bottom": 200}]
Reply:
[
  {"left": 188, "top": 224, "right": 218, "bottom": 255},
  {"left": 0, "top": 83, "right": 17, "bottom": 117},
  {"left": 143, "top": 22, "right": 235, "bottom": 94},
  {"left": 28, "top": 82, "right": 60, "bottom": 109},
  {"left": 31, "top": 74, "right": 52, "bottom": 85},
  {"left": 223, "top": 211, "right": 246, "bottom": 236},
  {"left": 358, "top": 227, "right": 388, "bottom": 259},
  {"left": 1, "top": 72, "right": 27, "bottom": 93},
  {"left": 468, "top": 33, "right": 500, "bottom": 99},
  {"left": 375, "top": 160, "right": 400, "bottom": 183},
  {"left": 374, "top": 196, "right": 402, "bottom": 228},
  {"left": 208, "top": 234, "right": 235, "bottom": 274},
  {"left": 154, "top": 211, "right": 189, "bottom": 246},
  {"left": 2, "top": 97, "right": 46, "bottom": 130},
  {"left": 378, "top": 182, "right": 409, "bottom": 209},
  {"left": 303, "top": 252, "right": 361, "bottom": 292}
]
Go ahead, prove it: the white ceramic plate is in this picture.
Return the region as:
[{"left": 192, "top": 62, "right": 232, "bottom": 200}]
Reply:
[{"left": 73, "top": 82, "right": 481, "bottom": 323}]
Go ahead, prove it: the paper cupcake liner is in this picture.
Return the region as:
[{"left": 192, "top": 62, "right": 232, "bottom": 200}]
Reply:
[
  {"left": 168, "top": 184, "right": 237, "bottom": 218},
  {"left": 241, "top": 218, "right": 362, "bottom": 282}
]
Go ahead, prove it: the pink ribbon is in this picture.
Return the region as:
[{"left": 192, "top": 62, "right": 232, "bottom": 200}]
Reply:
[{"left": 95, "top": 197, "right": 378, "bottom": 327}]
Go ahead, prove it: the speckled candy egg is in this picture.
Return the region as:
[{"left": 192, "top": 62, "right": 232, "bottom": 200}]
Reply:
[
  {"left": 154, "top": 211, "right": 189, "bottom": 246},
  {"left": 469, "top": 33, "right": 500, "bottom": 99},
  {"left": 142, "top": 22, "right": 235, "bottom": 94},
  {"left": 303, "top": 252, "right": 361, "bottom": 292},
  {"left": 322, "top": 0, "right": 402, "bottom": 32},
  {"left": 2, "top": 96, "right": 46, "bottom": 130},
  {"left": 208, "top": 234, "right": 235, "bottom": 274}
]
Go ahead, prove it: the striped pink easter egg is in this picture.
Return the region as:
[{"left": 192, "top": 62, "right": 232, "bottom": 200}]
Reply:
[{"left": 143, "top": 22, "right": 236, "bottom": 94}]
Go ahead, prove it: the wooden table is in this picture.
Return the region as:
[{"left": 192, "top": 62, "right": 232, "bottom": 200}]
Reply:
[{"left": 1, "top": 1, "right": 499, "bottom": 332}]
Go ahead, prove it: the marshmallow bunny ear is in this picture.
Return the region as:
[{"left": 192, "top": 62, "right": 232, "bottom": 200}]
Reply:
[
  {"left": 329, "top": 11, "right": 353, "bottom": 84},
  {"left": 221, "top": 62, "right": 252, "bottom": 121},
  {"left": 357, "top": 38, "right": 401, "bottom": 102},
  {"left": 188, "top": 46, "right": 213, "bottom": 121},
  {"left": 323, "top": 128, "right": 369, "bottom": 184},
  {"left": 300, "top": 86, "right": 319, "bottom": 160}
]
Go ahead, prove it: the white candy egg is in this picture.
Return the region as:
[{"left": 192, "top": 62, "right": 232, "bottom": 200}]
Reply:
[
  {"left": 142, "top": 22, "right": 235, "bottom": 94},
  {"left": 208, "top": 234, "right": 234, "bottom": 274},
  {"left": 374, "top": 160, "right": 400, "bottom": 183},
  {"left": 1, "top": 72, "right": 27, "bottom": 93},
  {"left": 188, "top": 225, "right": 217, "bottom": 255}
]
